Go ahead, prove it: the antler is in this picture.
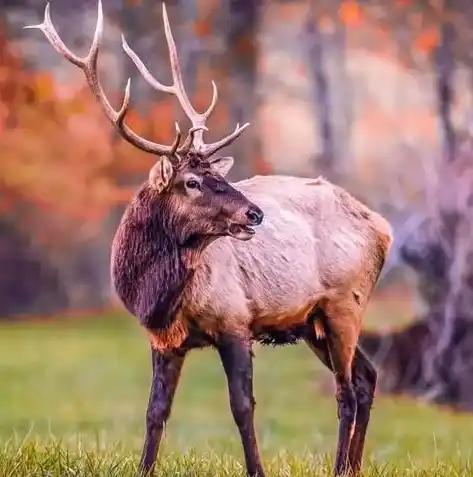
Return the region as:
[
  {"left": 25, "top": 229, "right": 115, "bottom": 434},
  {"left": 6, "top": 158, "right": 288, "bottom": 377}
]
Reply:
[
  {"left": 122, "top": 3, "right": 250, "bottom": 159},
  {"left": 24, "top": 0, "right": 183, "bottom": 159}
]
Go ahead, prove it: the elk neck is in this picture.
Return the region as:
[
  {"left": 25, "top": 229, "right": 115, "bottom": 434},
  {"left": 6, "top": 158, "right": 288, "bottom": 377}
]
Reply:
[{"left": 111, "top": 184, "right": 210, "bottom": 331}]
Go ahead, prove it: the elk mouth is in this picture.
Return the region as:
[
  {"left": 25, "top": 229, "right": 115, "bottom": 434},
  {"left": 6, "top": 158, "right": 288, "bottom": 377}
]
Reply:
[{"left": 228, "top": 223, "right": 256, "bottom": 241}]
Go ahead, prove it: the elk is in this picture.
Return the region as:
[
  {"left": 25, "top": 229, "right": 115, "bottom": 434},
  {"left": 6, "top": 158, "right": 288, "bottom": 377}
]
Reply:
[{"left": 26, "top": 2, "right": 393, "bottom": 476}]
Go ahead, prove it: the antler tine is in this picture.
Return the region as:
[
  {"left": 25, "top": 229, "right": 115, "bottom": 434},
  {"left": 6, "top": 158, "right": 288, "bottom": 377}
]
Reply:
[
  {"left": 24, "top": 3, "right": 84, "bottom": 67},
  {"left": 25, "top": 0, "right": 181, "bottom": 158},
  {"left": 162, "top": 3, "right": 203, "bottom": 125},
  {"left": 122, "top": 3, "right": 219, "bottom": 153},
  {"left": 162, "top": 3, "right": 249, "bottom": 157},
  {"left": 170, "top": 121, "right": 182, "bottom": 156},
  {"left": 121, "top": 33, "right": 173, "bottom": 95},
  {"left": 199, "top": 122, "right": 251, "bottom": 158},
  {"left": 203, "top": 81, "right": 218, "bottom": 120}
]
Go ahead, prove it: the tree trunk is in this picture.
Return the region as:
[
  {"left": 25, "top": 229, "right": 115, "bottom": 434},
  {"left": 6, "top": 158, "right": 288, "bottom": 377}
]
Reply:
[
  {"left": 326, "top": 0, "right": 352, "bottom": 175},
  {"left": 223, "top": 0, "right": 260, "bottom": 180},
  {"left": 305, "top": 0, "right": 336, "bottom": 177},
  {"left": 434, "top": 19, "right": 456, "bottom": 162}
]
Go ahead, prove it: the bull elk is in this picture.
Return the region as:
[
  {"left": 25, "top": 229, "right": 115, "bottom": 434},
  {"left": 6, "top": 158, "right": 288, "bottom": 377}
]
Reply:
[{"left": 26, "top": 1, "right": 393, "bottom": 476}]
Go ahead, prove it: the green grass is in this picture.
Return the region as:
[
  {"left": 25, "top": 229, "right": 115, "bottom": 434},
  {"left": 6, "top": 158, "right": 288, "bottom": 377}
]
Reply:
[{"left": 0, "top": 311, "right": 472, "bottom": 476}]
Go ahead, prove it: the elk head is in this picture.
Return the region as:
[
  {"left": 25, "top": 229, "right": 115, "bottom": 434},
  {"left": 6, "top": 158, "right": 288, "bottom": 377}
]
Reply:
[{"left": 25, "top": 0, "right": 263, "bottom": 243}]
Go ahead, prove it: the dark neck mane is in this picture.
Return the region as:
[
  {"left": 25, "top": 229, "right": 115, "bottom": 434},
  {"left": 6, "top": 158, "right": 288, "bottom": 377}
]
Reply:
[{"left": 111, "top": 185, "right": 202, "bottom": 330}]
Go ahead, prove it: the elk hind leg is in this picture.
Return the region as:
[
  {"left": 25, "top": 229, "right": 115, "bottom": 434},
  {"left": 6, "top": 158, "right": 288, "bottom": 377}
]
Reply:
[
  {"left": 322, "top": 300, "right": 360, "bottom": 476},
  {"left": 348, "top": 346, "right": 377, "bottom": 473}
]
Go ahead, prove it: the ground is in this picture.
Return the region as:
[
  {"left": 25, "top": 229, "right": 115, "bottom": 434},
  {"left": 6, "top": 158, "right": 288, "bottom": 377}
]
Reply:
[{"left": 1, "top": 301, "right": 472, "bottom": 476}]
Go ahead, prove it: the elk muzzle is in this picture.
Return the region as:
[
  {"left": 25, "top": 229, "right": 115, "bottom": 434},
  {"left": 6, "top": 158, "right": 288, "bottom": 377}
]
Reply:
[{"left": 228, "top": 204, "right": 264, "bottom": 241}]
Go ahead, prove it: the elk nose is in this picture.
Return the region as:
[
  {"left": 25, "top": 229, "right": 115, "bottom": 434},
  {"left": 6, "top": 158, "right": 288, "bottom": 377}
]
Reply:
[{"left": 246, "top": 206, "right": 264, "bottom": 226}]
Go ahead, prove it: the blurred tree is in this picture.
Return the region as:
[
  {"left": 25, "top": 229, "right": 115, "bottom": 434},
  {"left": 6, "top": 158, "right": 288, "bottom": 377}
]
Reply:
[
  {"left": 331, "top": 0, "right": 353, "bottom": 170},
  {"left": 359, "top": 0, "right": 473, "bottom": 411},
  {"left": 305, "top": 0, "right": 354, "bottom": 180},
  {"left": 434, "top": 16, "right": 455, "bottom": 162},
  {"left": 223, "top": 0, "right": 262, "bottom": 179},
  {"left": 0, "top": 217, "right": 69, "bottom": 317},
  {"left": 306, "top": 0, "right": 336, "bottom": 174}
]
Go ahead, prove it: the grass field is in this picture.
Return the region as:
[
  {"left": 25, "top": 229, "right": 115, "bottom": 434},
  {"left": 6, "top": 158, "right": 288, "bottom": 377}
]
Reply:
[{"left": 1, "top": 305, "right": 473, "bottom": 476}]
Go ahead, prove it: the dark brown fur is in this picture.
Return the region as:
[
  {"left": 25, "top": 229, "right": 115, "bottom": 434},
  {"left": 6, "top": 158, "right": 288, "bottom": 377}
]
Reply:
[{"left": 112, "top": 185, "right": 192, "bottom": 330}]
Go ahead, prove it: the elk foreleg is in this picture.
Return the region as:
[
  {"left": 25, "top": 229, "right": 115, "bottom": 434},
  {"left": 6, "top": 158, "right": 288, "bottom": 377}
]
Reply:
[
  {"left": 139, "top": 348, "right": 186, "bottom": 475},
  {"left": 217, "top": 335, "right": 265, "bottom": 477}
]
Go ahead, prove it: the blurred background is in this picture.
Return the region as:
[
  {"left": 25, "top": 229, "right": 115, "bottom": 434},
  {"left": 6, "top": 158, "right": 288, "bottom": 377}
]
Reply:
[{"left": 3, "top": 0, "right": 473, "bottom": 431}]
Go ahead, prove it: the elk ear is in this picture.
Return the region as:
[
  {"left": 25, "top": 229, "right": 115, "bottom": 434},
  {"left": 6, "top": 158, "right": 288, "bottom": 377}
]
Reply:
[
  {"left": 208, "top": 156, "right": 234, "bottom": 177},
  {"left": 149, "top": 157, "right": 174, "bottom": 193}
]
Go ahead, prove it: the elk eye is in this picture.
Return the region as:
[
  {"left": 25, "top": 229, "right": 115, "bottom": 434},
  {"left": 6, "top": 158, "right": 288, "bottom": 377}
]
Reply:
[{"left": 186, "top": 179, "right": 201, "bottom": 190}]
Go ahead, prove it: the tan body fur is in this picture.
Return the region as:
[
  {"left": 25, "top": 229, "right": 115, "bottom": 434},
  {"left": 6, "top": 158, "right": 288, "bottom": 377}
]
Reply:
[{"left": 151, "top": 175, "right": 393, "bottom": 351}]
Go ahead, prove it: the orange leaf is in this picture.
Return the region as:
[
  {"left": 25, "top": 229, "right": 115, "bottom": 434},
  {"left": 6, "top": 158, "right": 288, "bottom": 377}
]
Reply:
[
  {"left": 416, "top": 29, "right": 439, "bottom": 53},
  {"left": 194, "top": 20, "right": 211, "bottom": 38},
  {"left": 33, "top": 72, "right": 54, "bottom": 100},
  {"left": 338, "top": 0, "right": 363, "bottom": 27}
]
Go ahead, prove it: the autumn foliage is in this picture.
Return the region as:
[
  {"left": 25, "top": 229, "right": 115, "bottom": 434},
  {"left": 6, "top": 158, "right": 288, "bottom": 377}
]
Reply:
[
  {"left": 2, "top": 34, "right": 107, "bottom": 219},
  {"left": 0, "top": 29, "right": 186, "bottom": 242}
]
